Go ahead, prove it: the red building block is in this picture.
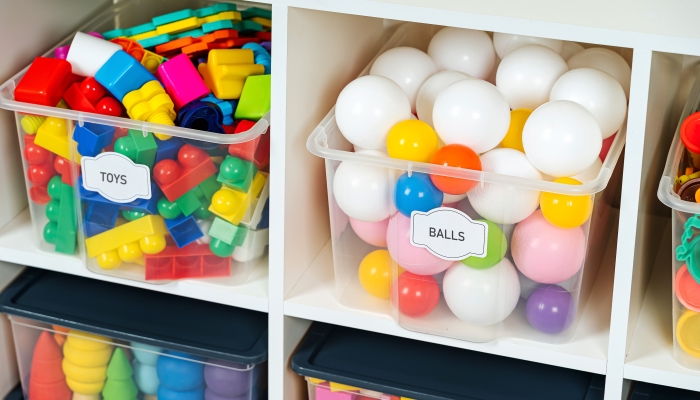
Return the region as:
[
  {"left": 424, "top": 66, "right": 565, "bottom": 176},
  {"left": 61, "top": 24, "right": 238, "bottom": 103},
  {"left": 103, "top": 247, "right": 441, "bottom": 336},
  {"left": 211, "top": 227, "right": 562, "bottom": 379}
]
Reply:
[
  {"left": 54, "top": 156, "right": 80, "bottom": 186},
  {"left": 145, "top": 243, "right": 230, "bottom": 280},
  {"left": 110, "top": 37, "right": 145, "bottom": 62},
  {"left": 29, "top": 331, "right": 71, "bottom": 400},
  {"left": 255, "top": 31, "right": 271, "bottom": 41},
  {"left": 15, "top": 57, "right": 73, "bottom": 106},
  {"left": 63, "top": 77, "right": 122, "bottom": 117},
  {"left": 23, "top": 135, "right": 56, "bottom": 204},
  {"left": 153, "top": 144, "right": 218, "bottom": 201},
  {"left": 228, "top": 121, "right": 270, "bottom": 169}
]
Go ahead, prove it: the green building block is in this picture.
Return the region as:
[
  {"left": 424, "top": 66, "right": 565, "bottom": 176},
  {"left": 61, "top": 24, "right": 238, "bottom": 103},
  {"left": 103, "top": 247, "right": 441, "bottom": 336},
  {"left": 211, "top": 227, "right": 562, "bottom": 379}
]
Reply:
[
  {"left": 114, "top": 130, "right": 158, "bottom": 168},
  {"left": 196, "top": 3, "right": 237, "bottom": 18},
  {"left": 217, "top": 156, "right": 257, "bottom": 193},
  {"left": 158, "top": 197, "right": 182, "bottom": 220},
  {"left": 42, "top": 177, "right": 76, "bottom": 254},
  {"left": 234, "top": 75, "right": 271, "bottom": 122},
  {"left": 230, "top": 20, "right": 263, "bottom": 35},
  {"left": 172, "top": 28, "right": 205, "bottom": 40},
  {"left": 198, "top": 175, "right": 221, "bottom": 203},
  {"left": 202, "top": 20, "right": 234, "bottom": 33},
  {"left": 174, "top": 188, "right": 202, "bottom": 217},
  {"left": 240, "top": 7, "right": 272, "bottom": 20},
  {"left": 209, "top": 217, "right": 248, "bottom": 257},
  {"left": 152, "top": 9, "right": 194, "bottom": 26},
  {"left": 103, "top": 348, "right": 138, "bottom": 400}
]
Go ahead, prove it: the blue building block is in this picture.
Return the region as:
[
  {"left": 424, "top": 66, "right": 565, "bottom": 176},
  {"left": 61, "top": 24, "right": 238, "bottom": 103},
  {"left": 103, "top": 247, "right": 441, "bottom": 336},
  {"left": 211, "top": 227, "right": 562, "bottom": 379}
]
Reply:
[
  {"left": 84, "top": 202, "right": 120, "bottom": 237},
  {"left": 103, "top": 28, "right": 126, "bottom": 40},
  {"left": 257, "top": 198, "right": 269, "bottom": 229},
  {"left": 78, "top": 176, "right": 162, "bottom": 215},
  {"left": 242, "top": 42, "right": 271, "bottom": 74},
  {"left": 172, "top": 28, "right": 205, "bottom": 40},
  {"left": 200, "top": 95, "right": 236, "bottom": 125},
  {"left": 230, "top": 21, "right": 263, "bottom": 35},
  {"left": 126, "top": 22, "right": 156, "bottom": 37},
  {"left": 73, "top": 122, "right": 116, "bottom": 157},
  {"left": 95, "top": 50, "right": 157, "bottom": 101},
  {"left": 155, "top": 136, "right": 185, "bottom": 164},
  {"left": 195, "top": 3, "right": 237, "bottom": 18},
  {"left": 165, "top": 215, "right": 203, "bottom": 248},
  {"left": 176, "top": 101, "right": 225, "bottom": 149},
  {"left": 152, "top": 9, "right": 195, "bottom": 26},
  {"left": 201, "top": 20, "right": 234, "bottom": 33},
  {"left": 240, "top": 7, "right": 272, "bottom": 20},
  {"left": 138, "top": 34, "right": 172, "bottom": 49}
]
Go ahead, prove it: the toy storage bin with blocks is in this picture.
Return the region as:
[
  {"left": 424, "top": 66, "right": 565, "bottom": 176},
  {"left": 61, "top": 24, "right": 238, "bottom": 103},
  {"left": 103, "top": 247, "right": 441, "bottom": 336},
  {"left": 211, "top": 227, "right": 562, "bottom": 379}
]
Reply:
[
  {"left": 307, "top": 23, "right": 627, "bottom": 343},
  {"left": 658, "top": 72, "right": 700, "bottom": 370},
  {"left": 0, "top": 0, "right": 272, "bottom": 285},
  {"left": 292, "top": 323, "right": 606, "bottom": 400},
  {"left": 0, "top": 268, "right": 269, "bottom": 400}
]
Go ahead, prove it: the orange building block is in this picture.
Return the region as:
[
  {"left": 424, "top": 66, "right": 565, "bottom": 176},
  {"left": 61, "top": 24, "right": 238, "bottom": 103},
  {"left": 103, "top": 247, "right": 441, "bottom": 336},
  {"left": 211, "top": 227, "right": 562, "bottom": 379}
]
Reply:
[{"left": 29, "top": 331, "right": 72, "bottom": 400}]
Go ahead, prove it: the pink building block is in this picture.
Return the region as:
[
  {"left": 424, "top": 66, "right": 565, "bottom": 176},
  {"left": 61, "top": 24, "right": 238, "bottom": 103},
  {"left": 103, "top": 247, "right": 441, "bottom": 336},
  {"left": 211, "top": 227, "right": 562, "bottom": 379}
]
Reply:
[
  {"left": 156, "top": 54, "right": 210, "bottom": 110},
  {"left": 316, "top": 383, "right": 358, "bottom": 400}
]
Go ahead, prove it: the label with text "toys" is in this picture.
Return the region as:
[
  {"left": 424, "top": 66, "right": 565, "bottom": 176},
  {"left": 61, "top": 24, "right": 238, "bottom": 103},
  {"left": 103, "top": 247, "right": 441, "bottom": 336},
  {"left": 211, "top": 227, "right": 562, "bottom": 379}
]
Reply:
[{"left": 81, "top": 152, "right": 151, "bottom": 203}]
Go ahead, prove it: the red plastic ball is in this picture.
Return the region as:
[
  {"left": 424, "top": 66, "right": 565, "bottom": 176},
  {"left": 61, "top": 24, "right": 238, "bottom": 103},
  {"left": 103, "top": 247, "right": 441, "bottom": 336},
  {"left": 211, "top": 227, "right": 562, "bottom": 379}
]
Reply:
[
  {"left": 393, "top": 272, "right": 440, "bottom": 317},
  {"left": 28, "top": 164, "right": 55, "bottom": 186},
  {"left": 178, "top": 144, "right": 208, "bottom": 167},
  {"left": 80, "top": 77, "right": 106, "bottom": 103},
  {"left": 154, "top": 159, "right": 182, "bottom": 185},
  {"left": 29, "top": 186, "right": 51, "bottom": 204},
  {"left": 23, "top": 143, "right": 50, "bottom": 164},
  {"left": 96, "top": 97, "right": 122, "bottom": 117},
  {"left": 430, "top": 144, "right": 481, "bottom": 195}
]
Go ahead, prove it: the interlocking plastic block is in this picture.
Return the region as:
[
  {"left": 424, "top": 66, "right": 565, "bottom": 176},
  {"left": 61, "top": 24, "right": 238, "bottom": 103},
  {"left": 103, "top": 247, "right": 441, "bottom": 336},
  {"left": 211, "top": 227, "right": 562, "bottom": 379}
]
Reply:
[
  {"left": 234, "top": 74, "right": 270, "bottom": 121},
  {"left": 257, "top": 197, "right": 269, "bottom": 229},
  {"left": 198, "top": 174, "right": 220, "bottom": 203},
  {"left": 54, "top": 155, "right": 80, "bottom": 186},
  {"left": 173, "top": 188, "right": 202, "bottom": 217},
  {"left": 138, "top": 34, "right": 172, "bottom": 49},
  {"left": 35, "top": 117, "right": 71, "bottom": 159},
  {"left": 201, "top": 29, "right": 239, "bottom": 45},
  {"left": 209, "top": 172, "right": 265, "bottom": 225},
  {"left": 253, "top": 124, "right": 271, "bottom": 169},
  {"left": 127, "top": 22, "right": 157, "bottom": 37},
  {"left": 15, "top": 57, "right": 73, "bottom": 106},
  {"left": 140, "top": 50, "right": 167, "bottom": 73},
  {"left": 130, "top": 30, "right": 158, "bottom": 41},
  {"left": 145, "top": 243, "right": 229, "bottom": 280},
  {"left": 195, "top": 2, "right": 237, "bottom": 18},
  {"left": 114, "top": 129, "right": 158, "bottom": 168},
  {"left": 200, "top": 11, "right": 242, "bottom": 25},
  {"left": 102, "top": 28, "right": 126, "bottom": 40},
  {"left": 73, "top": 122, "right": 116, "bottom": 157},
  {"left": 62, "top": 330, "right": 112, "bottom": 395},
  {"left": 64, "top": 77, "right": 122, "bottom": 117},
  {"left": 217, "top": 155, "right": 257, "bottom": 192},
  {"left": 122, "top": 80, "right": 176, "bottom": 126},
  {"left": 202, "top": 94, "right": 236, "bottom": 125},
  {"left": 157, "top": 54, "right": 210, "bottom": 109},
  {"left": 156, "top": 16, "right": 201, "bottom": 35},
  {"left": 84, "top": 201, "right": 120, "bottom": 237},
  {"left": 155, "top": 36, "right": 199, "bottom": 54},
  {"left": 209, "top": 217, "right": 247, "bottom": 246},
  {"left": 23, "top": 134, "right": 57, "bottom": 204},
  {"left": 85, "top": 215, "right": 167, "bottom": 269},
  {"left": 201, "top": 19, "right": 234, "bottom": 33},
  {"left": 198, "top": 49, "right": 264, "bottom": 99},
  {"left": 95, "top": 50, "right": 157, "bottom": 101},
  {"left": 241, "top": 7, "right": 272, "bottom": 20},
  {"left": 316, "top": 383, "right": 357, "bottom": 400},
  {"left": 250, "top": 17, "right": 271, "bottom": 29},
  {"left": 242, "top": 42, "right": 270, "bottom": 73},
  {"left": 102, "top": 348, "right": 138, "bottom": 400},
  {"left": 110, "top": 38, "right": 145, "bottom": 61},
  {"left": 67, "top": 32, "right": 122, "bottom": 77},
  {"left": 21, "top": 114, "right": 46, "bottom": 134},
  {"left": 172, "top": 28, "right": 205, "bottom": 40},
  {"left": 79, "top": 176, "right": 162, "bottom": 215},
  {"left": 153, "top": 144, "right": 218, "bottom": 201},
  {"left": 230, "top": 20, "right": 264, "bottom": 35},
  {"left": 29, "top": 331, "right": 71, "bottom": 400},
  {"left": 165, "top": 214, "right": 203, "bottom": 248},
  {"left": 155, "top": 136, "right": 184, "bottom": 164},
  {"left": 175, "top": 101, "right": 225, "bottom": 144},
  {"left": 153, "top": 9, "right": 195, "bottom": 26}
]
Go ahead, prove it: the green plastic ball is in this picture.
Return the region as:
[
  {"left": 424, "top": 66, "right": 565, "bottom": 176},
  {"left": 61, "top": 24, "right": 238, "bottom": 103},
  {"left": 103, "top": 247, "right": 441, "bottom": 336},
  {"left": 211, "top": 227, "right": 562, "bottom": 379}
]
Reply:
[
  {"left": 47, "top": 176, "right": 62, "bottom": 200},
  {"left": 114, "top": 136, "right": 137, "bottom": 162},
  {"left": 193, "top": 205, "right": 213, "bottom": 220},
  {"left": 461, "top": 220, "right": 507, "bottom": 270},
  {"left": 220, "top": 157, "right": 246, "bottom": 183},
  {"left": 157, "top": 197, "right": 182, "bottom": 220},
  {"left": 122, "top": 210, "right": 146, "bottom": 221},
  {"left": 45, "top": 200, "right": 60, "bottom": 222},
  {"left": 210, "top": 238, "right": 234, "bottom": 257},
  {"left": 43, "top": 222, "right": 58, "bottom": 244}
]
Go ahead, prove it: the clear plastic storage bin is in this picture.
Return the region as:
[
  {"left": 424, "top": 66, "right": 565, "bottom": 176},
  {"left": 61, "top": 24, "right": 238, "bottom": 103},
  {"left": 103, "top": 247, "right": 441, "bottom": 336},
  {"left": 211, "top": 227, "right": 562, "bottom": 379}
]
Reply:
[
  {"left": 308, "top": 24, "right": 626, "bottom": 343},
  {"left": 0, "top": 269, "right": 268, "bottom": 400},
  {"left": 0, "top": 0, "right": 271, "bottom": 285},
  {"left": 658, "top": 73, "right": 700, "bottom": 370}
]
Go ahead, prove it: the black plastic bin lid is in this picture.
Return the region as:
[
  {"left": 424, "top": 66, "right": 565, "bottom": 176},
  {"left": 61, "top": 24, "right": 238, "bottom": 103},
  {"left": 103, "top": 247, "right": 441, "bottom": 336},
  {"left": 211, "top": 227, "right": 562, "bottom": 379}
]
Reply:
[
  {"left": 292, "top": 323, "right": 605, "bottom": 400},
  {"left": 630, "top": 382, "right": 700, "bottom": 399},
  {"left": 0, "top": 268, "right": 267, "bottom": 364}
]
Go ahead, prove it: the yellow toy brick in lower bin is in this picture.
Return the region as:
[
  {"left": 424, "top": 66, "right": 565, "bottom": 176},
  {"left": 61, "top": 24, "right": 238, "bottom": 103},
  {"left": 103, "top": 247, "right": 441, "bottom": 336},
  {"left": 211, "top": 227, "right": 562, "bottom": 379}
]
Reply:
[
  {"left": 62, "top": 330, "right": 113, "bottom": 395},
  {"left": 209, "top": 172, "right": 265, "bottom": 225},
  {"left": 85, "top": 215, "right": 167, "bottom": 270}
]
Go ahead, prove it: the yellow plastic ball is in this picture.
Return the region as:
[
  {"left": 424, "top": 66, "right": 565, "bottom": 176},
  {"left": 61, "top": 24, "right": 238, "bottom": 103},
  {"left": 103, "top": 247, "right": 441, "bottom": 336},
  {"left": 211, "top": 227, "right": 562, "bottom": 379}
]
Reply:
[
  {"left": 212, "top": 190, "right": 239, "bottom": 214},
  {"left": 117, "top": 241, "right": 143, "bottom": 262},
  {"left": 540, "top": 177, "right": 593, "bottom": 229},
  {"left": 386, "top": 120, "right": 439, "bottom": 162},
  {"left": 140, "top": 234, "right": 166, "bottom": 254},
  {"left": 96, "top": 250, "right": 121, "bottom": 270},
  {"left": 500, "top": 108, "right": 532, "bottom": 152},
  {"left": 358, "top": 250, "right": 395, "bottom": 299}
]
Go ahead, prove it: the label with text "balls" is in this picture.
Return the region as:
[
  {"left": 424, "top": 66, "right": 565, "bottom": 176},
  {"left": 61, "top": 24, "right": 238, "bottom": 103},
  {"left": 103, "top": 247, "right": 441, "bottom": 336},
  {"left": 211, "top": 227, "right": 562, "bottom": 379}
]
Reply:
[
  {"left": 81, "top": 152, "right": 151, "bottom": 203},
  {"left": 410, "top": 208, "right": 488, "bottom": 260}
]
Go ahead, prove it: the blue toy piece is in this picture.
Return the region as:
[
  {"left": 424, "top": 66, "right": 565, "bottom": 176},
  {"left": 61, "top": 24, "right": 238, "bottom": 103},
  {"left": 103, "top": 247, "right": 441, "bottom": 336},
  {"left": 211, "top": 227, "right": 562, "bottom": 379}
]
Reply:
[
  {"left": 73, "top": 122, "right": 116, "bottom": 157},
  {"left": 242, "top": 43, "right": 271, "bottom": 74},
  {"left": 394, "top": 172, "right": 444, "bottom": 217},
  {"left": 195, "top": 3, "right": 237, "bottom": 18},
  {"left": 102, "top": 28, "right": 126, "bottom": 40},
  {"left": 257, "top": 198, "right": 269, "bottom": 229},
  {"left": 152, "top": 9, "right": 195, "bottom": 26},
  {"left": 165, "top": 215, "right": 203, "bottom": 248},
  {"left": 155, "top": 136, "right": 185, "bottom": 164},
  {"left": 79, "top": 176, "right": 162, "bottom": 215},
  {"left": 84, "top": 201, "right": 120, "bottom": 237},
  {"left": 176, "top": 101, "right": 225, "bottom": 149},
  {"left": 240, "top": 7, "right": 272, "bottom": 20},
  {"left": 201, "top": 20, "right": 234, "bottom": 33},
  {"left": 133, "top": 360, "right": 159, "bottom": 395},
  {"left": 127, "top": 22, "right": 156, "bottom": 37},
  {"left": 156, "top": 350, "right": 205, "bottom": 391},
  {"left": 200, "top": 94, "right": 236, "bottom": 126},
  {"left": 172, "top": 28, "right": 205, "bottom": 40},
  {"left": 158, "top": 385, "right": 204, "bottom": 400},
  {"left": 138, "top": 33, "right": 172, "bottom": 49},
  {"left": 95, "top": 50, "right": 157, "bottom": 101},
  {"left": 230, "top": 21, "right": 263, "bottom": 35}
]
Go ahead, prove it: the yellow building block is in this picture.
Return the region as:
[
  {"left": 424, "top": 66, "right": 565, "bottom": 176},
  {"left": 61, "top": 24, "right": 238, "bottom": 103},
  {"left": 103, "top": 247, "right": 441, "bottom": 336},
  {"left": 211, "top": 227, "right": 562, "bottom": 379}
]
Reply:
[
  {"left": 140, "top": 50, "right": 167, "bottom": 73},
  {"left": 209, "top": 172, "right": 265, "bottom": 225},
  {"left": 20, "top": 115, "right": 46, "bottom": 134},
  {"left": 200, "top": 10, "right": 242, "bottom": 24},
  {"left": 35, "top": 117, "right": 70, "bottom": 159},
  {"left": 156, "top": 16, "right": 201, "bottom": 35},
  {"left": 329, "top": 382, "right": 360, "bottom": 392},
  {"left": 308, "top": 377, "right": 325, "bottom": 385},
  {"left": 85, "top": 215, "right": 167, "bottom": 258},
  {"left": 250, "top": 17, "right": 271, "bottom": 28},
  {"left": 198, "top": 50, "right": 264, "bottom": 100},
  {"left": 123, "top": 80, "right": 176, "bottom": 121},
  {"left": 209, "top": 49, "right": 254, "bottom": 65},
  {"left": 129, "top": 30, "right": 158, "bottom": 41}
]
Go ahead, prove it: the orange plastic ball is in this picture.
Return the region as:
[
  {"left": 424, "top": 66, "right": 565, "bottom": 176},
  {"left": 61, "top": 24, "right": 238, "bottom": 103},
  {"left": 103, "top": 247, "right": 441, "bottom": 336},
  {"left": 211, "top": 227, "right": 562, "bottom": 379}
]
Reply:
[{"left": 429, "top": 144, "right": 481, "bottom": 194}]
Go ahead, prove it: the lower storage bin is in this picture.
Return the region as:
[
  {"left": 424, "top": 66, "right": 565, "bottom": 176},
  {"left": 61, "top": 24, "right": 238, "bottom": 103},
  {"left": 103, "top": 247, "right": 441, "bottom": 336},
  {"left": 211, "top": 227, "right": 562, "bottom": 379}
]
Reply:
[{"left": 0, "top": 268, "right": 268, "bottom": 399}]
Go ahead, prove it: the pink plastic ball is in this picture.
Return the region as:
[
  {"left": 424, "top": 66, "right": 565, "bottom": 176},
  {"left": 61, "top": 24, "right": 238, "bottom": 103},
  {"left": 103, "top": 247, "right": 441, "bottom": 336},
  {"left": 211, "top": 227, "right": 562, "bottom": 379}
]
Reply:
[
  {"left": 511, "top": 210, "right": 585, "bottom": 284},
  {"left": 386, "top": 213, "right": 454, "bottom": 275},
  {"left": 350, "top": 217, "right": 389, "bottom": 247}
]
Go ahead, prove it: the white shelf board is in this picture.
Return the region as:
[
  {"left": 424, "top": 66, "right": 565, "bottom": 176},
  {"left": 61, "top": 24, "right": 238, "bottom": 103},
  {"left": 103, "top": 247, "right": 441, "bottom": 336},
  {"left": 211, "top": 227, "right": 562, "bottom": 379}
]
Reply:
[
  {"left": 0, "top": 209, "right": 269, "bottom": 312},
  {"left": 284, "top": 226, "right": 617, "bottom": 374},
  {"left": 623, "top": 218, "right": 700, "bottom": 391}
]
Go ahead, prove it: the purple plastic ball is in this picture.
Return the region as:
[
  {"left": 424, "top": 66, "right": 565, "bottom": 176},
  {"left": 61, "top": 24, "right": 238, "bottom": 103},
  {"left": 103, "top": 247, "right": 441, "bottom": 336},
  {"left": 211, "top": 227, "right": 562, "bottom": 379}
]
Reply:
[
  {"left": 54, "top": 46, "right": 70, "bottom": 60},
  {"left": 260, "top": 41, "right": 271, "bottom": 53},
  {"left": 525, "top": 284, "right": 575, "bottom": 334},
  {"left": 87, "top": 31, "right": 104, "bottom": 39},
  {"left": 204, "top": 360, "right": 253, "bottom": 398}
]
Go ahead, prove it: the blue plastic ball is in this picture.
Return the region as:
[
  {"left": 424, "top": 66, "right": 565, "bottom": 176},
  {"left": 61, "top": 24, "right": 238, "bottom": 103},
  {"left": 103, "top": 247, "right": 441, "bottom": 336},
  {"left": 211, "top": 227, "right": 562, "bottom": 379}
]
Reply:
[{"left": 395, "top": 172, "right": 443, "bottom": 217}]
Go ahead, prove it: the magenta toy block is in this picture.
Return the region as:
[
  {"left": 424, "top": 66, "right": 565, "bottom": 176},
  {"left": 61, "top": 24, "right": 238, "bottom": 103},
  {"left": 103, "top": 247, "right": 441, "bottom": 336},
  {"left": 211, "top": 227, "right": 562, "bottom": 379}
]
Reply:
[
  {"left": 156, "top": 54, "right": 210, "bottom": 110},
  {"left": 316, "top": 384, "right": 357, "bottom": 400}
]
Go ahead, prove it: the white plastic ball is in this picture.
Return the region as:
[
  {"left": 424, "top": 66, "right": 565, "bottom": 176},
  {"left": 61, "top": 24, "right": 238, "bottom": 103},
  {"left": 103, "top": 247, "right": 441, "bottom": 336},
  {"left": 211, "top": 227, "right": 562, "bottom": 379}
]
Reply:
[
  {"left": 335, "top": 75, "right": 412, "bottom": 150},
  {"left": 550, "top": 68, "right": 627, "bottom": 139},
  {"left": 333, "top": 150, "right": 395, "bottom": 222},
  {"left": 467, "top": 148, "right": 542, "bottom": 224},
  {"left": 560, "top": 42, "right": 585, "bottom": 61},
  {"left": 427, "top": 27, "right": 496, "bottom": 80},
  {"left": 571, "top": 158, "right": 602, "bottom": 183},
  {"left": 416, "top": 71, "right": 472, "bottom": 128},
  {"left": 370, "top": 47, "right": 437, "bottom": 113},
  {"left": 522, "top": 100, "right": 602, "bottom": 177},
  {"left": 567, "top": 48, "right": 631, "bottom": 99},
  {"left": 443, "top": 192, "right": 468, "bottom": 204},
  {"left": 493, "top": 33, "right": 563, "bottom": 59},
  {"left": 433, "top": 79, "right": 510, "bottom": 153},
  {"left": 496, "top": 45, "right": 568, "bottom": 110},
  {"left": 443, "top": 259, "right": 521, "bottom": 326}
]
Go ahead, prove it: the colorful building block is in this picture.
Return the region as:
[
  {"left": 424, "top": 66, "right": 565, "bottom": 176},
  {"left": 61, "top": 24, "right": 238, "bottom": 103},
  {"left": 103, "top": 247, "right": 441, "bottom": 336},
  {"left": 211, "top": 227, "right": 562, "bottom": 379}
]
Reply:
[
  {"left": 217, "top": 155, "right": 257, "bottom": 192},
  {"left": 110, "top": 38, "right": 146, "bottom": 62},
  {"left": 165, "top": 214, "right": 203, "bottom": 248},
  {"left": 23, "top": 134, "right": 57, "bottom": 204},
  {"left": 208, "top": 217, "right": 247, "bottom": 257},
  {"left": 103, "top": 28, "right": 126, "bottom": 40},
  {"left": 137, "top": 34, "right": 172, "bottom": 49},
  {"left": 172, "top": 28, "right": 205, "bottom": 40},
  {"left": 64, "top": 77, "right": 122, "bottom": 117},
  {"left": 130, "top": 30, "right": 159, "bottom": 41},
  {"left": 155, "top": 136, "right": 184, "bottom": 163},
  {"left": 67, "top": 32, "right": 122, "bottom": 77},
  {"left": 242, "top": 42, "right": 271, "bottom": 73},
  {"left": 156, "top": 16, "right": 201, "bottom": 35},
  {"left": 79, "top": 176, "right": 162, "bottom": 215},
  {"left": 235, "top": 74, "right": 270, "bottom": 121},
  {"left": 195, "top": 3, "right": 237, "bottom": 18},
  {"left": 176, "top": 101, "right": 225, "bottom": 141},
  {"left": 240, "top": 7, "right": 272, "bottom": 20},
  {"left": 73, "top": 122, "right": 116, "bottom": 157},
  {"left": 230, "top": 20, "right": 264, "bottom": 35},
  {"left": 29, "top": 331, "right": 71, "bottom": 400},
  {"left": 316, "top": 382, "right": 357, "bottom": 400},
  {"left": 153, "top": 9, "right": 195, "bottom": 26},
  {"left": 250, "top": 17, "right": 271, "bottom": 29},
  {"left": 122, "top": 80, "right": 176, "bottom": 127},
  {"left": 145, "top": 243, "right": 229, "bottom": 280},
  {"left": 95, "top": 50, "right": 157, "bottom": 101},
  {"left": 200, "top": 11, "right": 242, "bottom": 25},
  {"left": 257, "top": 198, "right": 269, "bottom": 229},
  {"left": 232, "top": 227, "right": 268, "bottom": 262},
  {"left": 53, "top": 155, "right": 80, "bottom": 186},
  {"left": 21, "top": 114, "right": 46, "bottom": 134},
  {"left": 226, "top": 120, "right": 258, "bottom": 162},
  {"left": 153, "top": 144, "right": 218, "bottom": 201},
  {"left": 84, "top": 215, "right": 167, "bottom": 269},
  {"left": 157, "top": 54, "right": 210, "bottom": 109},
  {"left": 84, "top": 201, "right": 120, "bottom": 237},
  {"left": 62, "top": 330, "right": 113, "bottom": 395},
  {"left": 140, "top": 50, "right": 167, "bottom": 73},
  {"left": 35, "top": 117, "right": 71, "bottom": 160},
  {"left": 15, "top": 57, "right": 73, "bottom": 106},
  {"left": 209, "top": 172, "right": 266, "bottom": 225},
  {"left": 202, "top": 94, "right": 236, "bottom": 125},
  {"left": 201, "top": 20, "right": 234, "bottom": 33},
  {"left": 198, "top": 49, "right": 264, "bottom": 99},
  {"left": 127, "top": 22, "right": 157, "bottom": 37},
  {"left": 114, "top": 129, "right": 158, "bottom": 168},
  {"left": 173, "top": 188, "right": 202, "bottom": 217}
]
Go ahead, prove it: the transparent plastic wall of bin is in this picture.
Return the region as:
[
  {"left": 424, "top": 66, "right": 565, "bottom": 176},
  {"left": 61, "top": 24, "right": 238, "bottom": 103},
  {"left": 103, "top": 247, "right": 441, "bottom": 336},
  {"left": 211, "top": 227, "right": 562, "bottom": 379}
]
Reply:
[
  {"left": 10, "top": 316, "right": 265, "bottom": 400},
  {"left": 658, "top": 73, "right": 700, "bottom": 369},
  {"left": 0, "top": 0, "right": 271, "bottom": 285},
  {"left": 305, "top": 378, "right": 396, "bottom": 400},
  {"left": 307, "top": 24, "right": 627, "bottom": 344}
]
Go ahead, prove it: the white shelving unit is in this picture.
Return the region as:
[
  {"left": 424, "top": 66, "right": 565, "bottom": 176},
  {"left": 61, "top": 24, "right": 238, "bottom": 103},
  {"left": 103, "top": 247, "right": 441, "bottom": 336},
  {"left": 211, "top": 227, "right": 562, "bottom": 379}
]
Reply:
[{"left": 1, "top": 0, "right": 700, "bottom": 399}]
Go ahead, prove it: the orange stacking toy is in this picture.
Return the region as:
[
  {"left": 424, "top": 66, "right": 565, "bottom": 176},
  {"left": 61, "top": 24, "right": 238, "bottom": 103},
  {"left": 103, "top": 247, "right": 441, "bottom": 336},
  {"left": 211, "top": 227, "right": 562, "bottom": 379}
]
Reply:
[
  {"left": 29, "top": 331, "right": 72, "bottom": 400},
  {"left": 53, "top": 325, "right": 70, "bottom": 347},
  {"left": 62, "top": 330, "right": 113, "bottom": 395}
]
